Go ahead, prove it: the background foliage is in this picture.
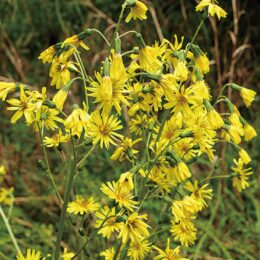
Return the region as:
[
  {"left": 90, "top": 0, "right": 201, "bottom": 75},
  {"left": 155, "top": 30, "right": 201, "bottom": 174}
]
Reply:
[{"left": 0, "top": 0, "right": 259, "bottom": 259}]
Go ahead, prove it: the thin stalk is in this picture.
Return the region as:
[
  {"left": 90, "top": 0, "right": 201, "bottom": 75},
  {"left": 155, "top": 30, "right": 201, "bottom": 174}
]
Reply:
[
  {"left": 73, "top": 52, "right": 89, "bottom": 110},
  {"left": 119, "top": 30, "right": 138, "bottom": 38},
  {"left": 107, "top": 2, "right": 126, "bottom": 57},
  {"left": 38, "top": 123, "right": 63, "bottom": 204},
  {"left": 76, "top": 144, "right": 97, "bottom": 170},
  {"left": 0, "top": 206, "right": 21, "bottom": 254},
  {"left": 91, "top": 29, "right": 110, "bottom": 45},
  {"left": 185, "top": 18, "right": 204, "bottom": 55},
  {"left": 54, "top": 160, "right": 77, "bottom": 260}
]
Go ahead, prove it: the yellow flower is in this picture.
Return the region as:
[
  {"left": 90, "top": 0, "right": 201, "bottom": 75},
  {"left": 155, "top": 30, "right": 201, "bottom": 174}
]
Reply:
[
  {"left": 196, "top": 0, "right": 227, "bottom": 20},
  {"left": 101, "top": 181, "right": 138, "bottom": 211},
  {"left": 111, "top": 137, "right": 141, "bottom": 162},
  {"left": 49, "top": 55, "right": 78, "bottom": 89},
  {"left": 195, "top": 53, "right": 210, "bottom": 74},
  {"left": 16, "top": 249, "right": 45, "bottom": 260},
  {"left": 67, "top": 196, "right": 99, "bottom": 215},
  {"left": 87, "top": 111, "right": 123, "bottom": 149},
  {"left": 63, "top": 34, "right": 89, "bottom": 51},
  {"left": 125, "top": 0, "right": 148, "bottom": 23},
  {"left": 44, "top": 129, "right": 70, "bottom": 147},
  {"left": 240, "top": 87, "right": 256, "bottom": 107},
  {"left": 171, "top": 218, "right": 197, "bottom": 247},
  {"left": 53, "top": 88, "right": 69, "bottom": 111},
  {"left": 110, "top": 53, "right": 127, "bottom": 86},
  {"left": 244, "top": 124, "right": 257, "bottom": 141},
  {"left": 0, "top": 81, "right": 17, "bottom": 101},
  {"left": 137, "top": 46, "right": 162, "bottom": 74},
  {"left": 95, "top": 206, "right": 123, "bottom": 238},
  {"left": 88, "top": 71, "right": 129, "bottom": 115},
  {"left": 7, "top": 86, "right": 35, "bottom": 124},
  {"left": 170, "top": 161, "right": 191, "bottom": 183},
  {"left": 224, "top": 125, "right": 243, "bottom": 144},
  {"left": 118, "top": 212, "right": 150, "bottom": 244},
  {"left": 171, "top": 196, "right": 198, "bottom": 222},
  {"left": 207, "top": 109, "right": 224, "bottom": 129},
  {"left": 185, "top": 181, "right": 213, "bottom": 210},
  {"left": 64, "top": 107, "right": 89, "bottom": 138},
  {"left": 100, "top": 247, "right": 116, "bottom": 260},
  {"left": 164, "top": 86, "right": 203, "bottom": 115},
  {"left": 153, "top": 239, "right": 188, "bottom": 260},
  {"left": 229, "top": 112, "right": 243, "bottom": 129},
  {"left": 61, "top": 248, "right": 75, "bottom": 260},
  {"left": 0, "top": 187, "right": 14, "bottom": 205},
  {"left": 173, "top": 61, "right": 189, "bottom": 81},
  {"left": 238, "top": 148, "right": 251, "bottom": 164},
  {"left": 39, "top": 45, "right": 56, "bottom": 63},
  {"left": 191, "top": 80, "right": 211, "bottom": 100},
  {"left": 231, "top": 158, "right": 253, "bottom": 192},
  {"left": 0, "top": 165, "right": 7, "bottom": 177},
  {"left": 34, "top": 106, "right": 63, "bottom": 131},
  {"left": 232, "top": 175, "right": 250, "bottom": 192},
  {"left": 127, "top": 239, "right": 151, "bottom": 260}
]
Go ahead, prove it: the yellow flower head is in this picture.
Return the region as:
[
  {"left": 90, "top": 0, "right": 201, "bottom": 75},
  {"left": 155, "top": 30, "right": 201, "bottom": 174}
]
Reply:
[
  {"left": 111, "top": 137, "right": 141, "bottom": 162},
  {"left": 185, "top": 181, "right": 213, "bottom": 210},
  {"left": 39, "top": 45, "right": 56, "bottom": 64},
  {"left": 196, "top": 0, "right": 227, "bottom": 20},
  {"left": 67, "top": 196, "right": 99, "bottom": 215},
  {"left": 16, "top": 249, "right": 45, "bottom": 260},
  {"left": 171, "top": 218, "right": 197, "bottom": 247},
  {"left": 95, "top": 206, "right": 123, "bottom": 238},
  {"left": 127, "top": 239, "right": 151, "bottom": 260},
  {"left": 153, "top": 239, "right": 188, "bottom": 260},
  {"left": 61, "top": 248, "right": 75, "bottom": 260},
  {"left": 171, "top": 196, "right": 199, "bottom": 222},
  {"left": 49, "top": 55, "right": 78, "bottom": 89},
  {"left": 7, "top": 86, "right": 35, "bottom": 125},
  {"left": 44, "top": 129, "right": 70, "bottom": 147},
  {"left": 125, "top": 0, "right": 148, "bottom": 23},
  {"left": 0, "top": 81, "right": 17, "bottom": 101},
  {"left": 101, "top": 181, "right": 138, "bottom": 211},
  {"left": 240, "top": 87, "right": 256, "bottom": 107},
  {"left": 64, "top": 107, "right": 89, "bottom": 138},
  {"left": 87, "top": 111, "right": 123, "bottom": 149},
  {"left": 100, "top": 247, "right": 115, "bottom": 260},
  {"left": 0, "top": 187, "right": 14, "bottom": 205},
  {"left": 238, "top": 148, "right": 251, "bottom": 165},
  {"left": 244, "top": 124, "right": 257, "bottom": 142},
  {"left": 118, "top": 212, "right": 150, "bottom": 244},
  {"left": 173, "top": 61, "right": 189, "bottom": 81},
  {"left": 62, "top": 34, "right": 89, "bottom": 51}
]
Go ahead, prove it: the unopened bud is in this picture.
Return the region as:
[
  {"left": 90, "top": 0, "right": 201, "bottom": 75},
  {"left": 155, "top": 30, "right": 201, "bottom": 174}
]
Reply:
[{"left": 38, "top": 159, "right": 47, "bottom": 171}]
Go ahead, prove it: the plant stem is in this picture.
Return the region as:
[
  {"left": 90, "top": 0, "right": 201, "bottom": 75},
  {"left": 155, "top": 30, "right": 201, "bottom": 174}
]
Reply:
[
  {"left": 0, "top": 206, "right": 21, "bottom": 254},
  {"left": 54, "top": 160, "right": 77, "bottom": 260},
  {"left": 107, "top": 2, "right": 126, "bottom": 57},
  {"left": 76, "top": 144, "right": 97, "bottom": 170},
  {"left": 91, "top": 29, "right": 110, "bottom": 45},
  {"left": 73, "top": 51, "right": 89, "bottom": 110},
  {"left": 38, "top": 123, "right": 63, "bottom": 204}
]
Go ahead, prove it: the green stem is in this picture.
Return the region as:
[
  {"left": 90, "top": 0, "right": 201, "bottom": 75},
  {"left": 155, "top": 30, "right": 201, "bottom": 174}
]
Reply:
[
  {"left": 107, "top": 2, "right": 126, "bottom": 57},
  {"left": 91, "top": 29, "right": 110, "bottom": 45},
  {"left": 185, "top": 18, "right": 204, "bottom": 55},
  {"left": 54, "top": 160, "right": 77, "bottom": 260},
  {"left": 0, "top": 206, "right": 21, "bottom": 254},
  {"left": 76, "top": 144, "right": 97, "bottom": 170},
  {"left": 73, "top": 51, "right": 89, "bottom": 110},
  {"left": 38, "top": 123, "right": 63, "bottom": 204}
]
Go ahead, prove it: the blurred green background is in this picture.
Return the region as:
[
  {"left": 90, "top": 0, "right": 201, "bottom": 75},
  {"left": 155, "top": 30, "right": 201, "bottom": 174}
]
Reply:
[{"left": 0, "top": 0, "right": 259, "bottom": 259}]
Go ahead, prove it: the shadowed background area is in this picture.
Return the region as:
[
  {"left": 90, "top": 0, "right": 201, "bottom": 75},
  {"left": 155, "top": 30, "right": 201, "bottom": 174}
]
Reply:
[{"left": 0, "top": 0, "right": 259, "bottom": 259}]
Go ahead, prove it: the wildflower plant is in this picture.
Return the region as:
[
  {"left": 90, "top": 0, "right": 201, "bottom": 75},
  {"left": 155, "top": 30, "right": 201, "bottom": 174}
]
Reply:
[{"left": 0, "top": 0, "right": 257, "bottom": 259}]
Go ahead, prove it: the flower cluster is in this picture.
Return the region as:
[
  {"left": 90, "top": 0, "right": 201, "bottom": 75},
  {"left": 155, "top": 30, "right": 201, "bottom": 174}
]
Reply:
[{"left": 0, "top": 0, "right": 257, "bottom": 259}]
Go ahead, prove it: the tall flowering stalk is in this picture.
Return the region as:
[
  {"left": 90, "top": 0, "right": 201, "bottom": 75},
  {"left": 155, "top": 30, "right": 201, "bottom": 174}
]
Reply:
[{"left": 0, "top": 0, "right": 257, "bottom": 259}]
